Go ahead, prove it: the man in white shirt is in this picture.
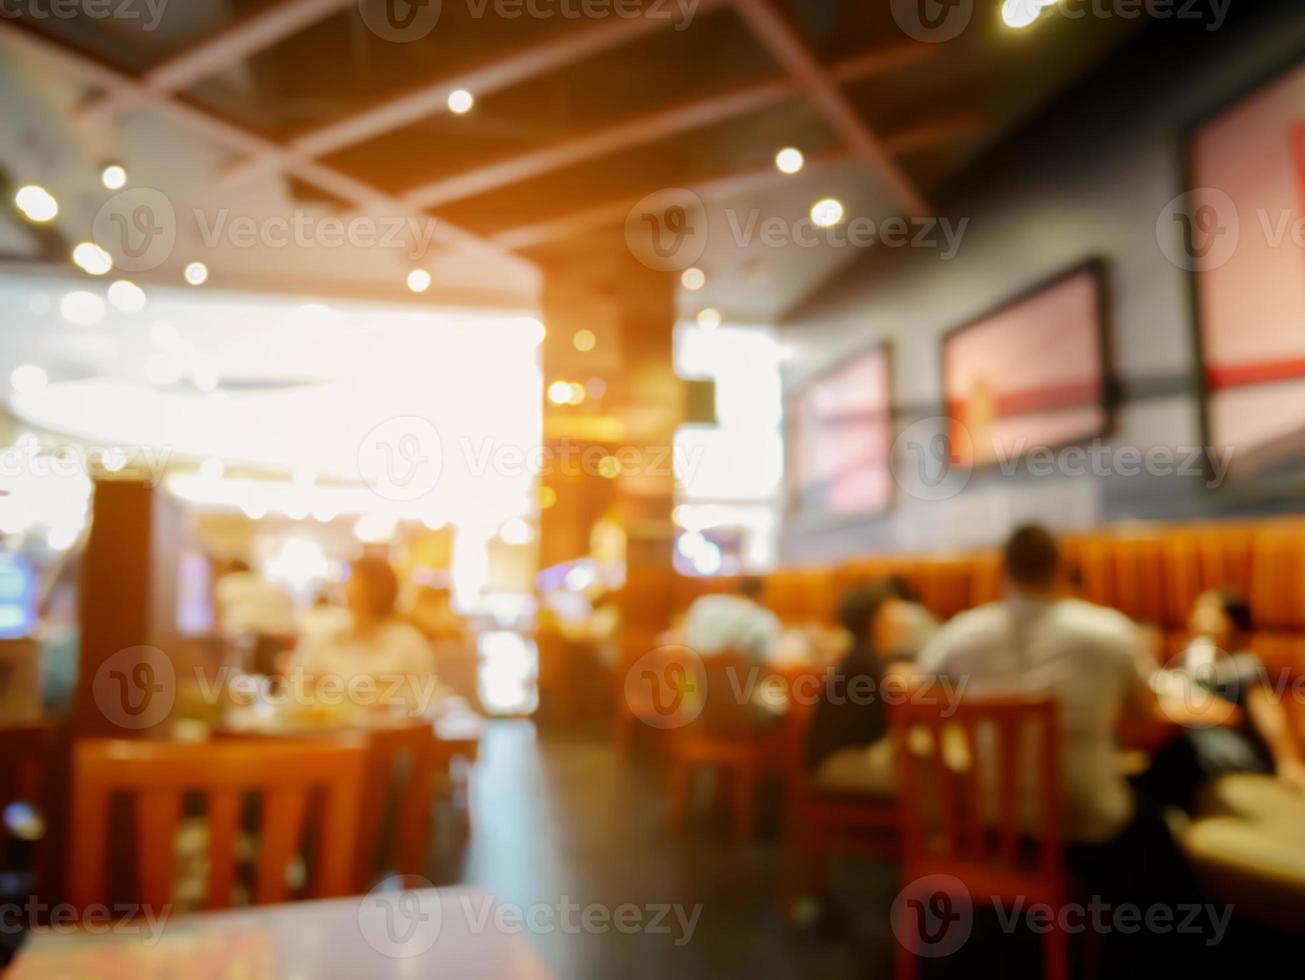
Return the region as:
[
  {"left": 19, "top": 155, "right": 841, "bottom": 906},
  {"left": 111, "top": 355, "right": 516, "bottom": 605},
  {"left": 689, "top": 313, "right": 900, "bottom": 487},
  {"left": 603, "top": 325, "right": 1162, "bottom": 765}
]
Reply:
[
  {"left": 683, "top": 577, "right": 782, "bottom": 663},
  {"left": 915, "top": 525, "right": 1160, "bottom": 844},
  {"left": 215, "top": 561, "right": 296, "bottom": 638}
]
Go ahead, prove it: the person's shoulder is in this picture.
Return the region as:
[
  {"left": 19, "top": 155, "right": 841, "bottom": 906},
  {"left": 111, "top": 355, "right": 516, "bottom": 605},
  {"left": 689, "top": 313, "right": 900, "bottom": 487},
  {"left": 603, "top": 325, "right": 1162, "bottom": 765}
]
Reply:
[
  {"left": 1054, "top": 599, "right": 1141, "bottom": 655},
  {"left": 942, "top": 602, "right": 1008, "bottom": 637},
  {"left": 919, "top": 603, "right": 1006, "bottom": 667}
]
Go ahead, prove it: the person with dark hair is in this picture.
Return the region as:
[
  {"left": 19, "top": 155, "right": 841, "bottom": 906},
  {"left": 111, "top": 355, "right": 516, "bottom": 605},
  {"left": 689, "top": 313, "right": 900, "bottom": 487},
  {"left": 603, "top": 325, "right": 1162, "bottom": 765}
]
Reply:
[
  {"left": 1148, "top": 588, "right": 1305, "bottom": 800},
  {"left": 917, "top": 524, "right": 1163, "bottom": 843},
  {"left": 682, "top": 576, "right": 781, "bottom": 663},
  {"left": 880, "top": 574, "right": 939, "bottom": 660},
  {"left": 803, "top": 580, "right": 911, "bottom": 790}
]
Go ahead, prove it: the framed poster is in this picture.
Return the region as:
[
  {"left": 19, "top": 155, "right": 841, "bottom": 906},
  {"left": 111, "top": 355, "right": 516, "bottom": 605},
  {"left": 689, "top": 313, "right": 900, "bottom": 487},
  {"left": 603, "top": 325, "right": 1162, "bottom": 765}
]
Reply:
[
  {"left": 941, "top": 261, "right": 1109, "bottom": 469},
  {"left": 1188, "top": 59, "right": 1305, "bottom": 479},
  {"left": 785, "top": 342, "right": 893, "bottom": 518}
]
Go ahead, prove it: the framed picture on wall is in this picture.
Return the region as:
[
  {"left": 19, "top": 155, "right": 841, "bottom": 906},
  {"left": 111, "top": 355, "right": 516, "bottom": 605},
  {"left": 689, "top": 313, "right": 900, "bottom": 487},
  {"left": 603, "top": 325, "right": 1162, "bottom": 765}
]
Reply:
[
  {"left": 785, "top": 342, "right": 894, "bottom": 518},
  {"left": 1187, "top": 58, "right": 1305, "bottom": 479},
  {"left": 941, "top": 261, "right": 1110, "bottom": 470}
]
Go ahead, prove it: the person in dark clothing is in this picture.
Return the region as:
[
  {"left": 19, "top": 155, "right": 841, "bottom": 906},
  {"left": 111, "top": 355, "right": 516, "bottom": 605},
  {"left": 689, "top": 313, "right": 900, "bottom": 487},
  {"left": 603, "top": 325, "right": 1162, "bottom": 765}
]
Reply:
[{"left": 803, "top": 580, "right": 909, "bottom": 781}]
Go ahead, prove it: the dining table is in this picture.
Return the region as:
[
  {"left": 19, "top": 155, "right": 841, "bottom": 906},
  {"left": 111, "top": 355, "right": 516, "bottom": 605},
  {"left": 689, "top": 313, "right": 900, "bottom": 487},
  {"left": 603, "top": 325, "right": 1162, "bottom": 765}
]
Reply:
[{"left": 6, "top": 887, "right": 554, "bottom": 979}]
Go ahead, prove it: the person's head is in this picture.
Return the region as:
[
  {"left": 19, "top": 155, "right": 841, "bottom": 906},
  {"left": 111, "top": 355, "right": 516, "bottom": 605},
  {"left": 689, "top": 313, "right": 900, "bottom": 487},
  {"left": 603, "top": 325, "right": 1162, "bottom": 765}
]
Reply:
[
  {"left": 1189, "top": 588, "right": 1253, "bottom": 651},
  {"left": 739, "top": 576, "right": 765, "bottom": 602},
  {"left": 882, "top": 574, "right": 921, "bottom": 605},
  {"left": 346, "top": 557, "right": 400, "bottom": 627},
  {"left": 1002, "top": 524, "right": 1061, "bottom": 596},
  {"left": 836, "top": 580, "right": 907, "bottom": 657}
]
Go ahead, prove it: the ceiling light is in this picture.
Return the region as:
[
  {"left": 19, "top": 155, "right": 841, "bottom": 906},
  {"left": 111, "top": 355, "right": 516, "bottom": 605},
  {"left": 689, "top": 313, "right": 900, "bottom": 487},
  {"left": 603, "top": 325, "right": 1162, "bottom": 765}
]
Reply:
[
  {"left": 447, "top": 89, "right": 474, "bottom": 114},
  {"left": 101, "top": 447, "right": 129, "bottom": 473},
  {"left": 184, "top": 261, "right": 209, "bottom": 286},
  {"left": 499, "top": 517, "right": 533, "bottom": 546},
  {"left": 100, "top": 164, "right": 127, "bottom": 190},
  {"left": 72, "top": 242, "right": 113, "bottom": 276},
  {"left": 407, "top": 269, "right": 431, "bottom": 293},
  {"left": 1001, "top": 0, "right": 1043, "bottom": 28},
  {"left": 597, "top": 456, "right": 621, "bottom": 479},
  {"left": 14, "top": 185, "right": 58, "bottom": 223},
  {"left": 107, "top": 279, "right": 147, "bottom": 313},
  {"left": 567, "top": 382, "right": 586, "bottom": 406},
  {"left": 681, "top": 267, "right": 706, "bottom": 290},
  {"left": 199, "top": 457, "right": 225, "bottom": 481},
  {"left": 547, "top": 380, "right": 573, "bottom": 405},
  {"left": 573, "top": 329, "right": 596, "bottom": 352},
  {"left": 810, "top": 198, "right": 844, "bottom": 227},
  {"left": 696, "top": 308, "right": 722, "bottom": 331},
  {"left": 59, "top": 290, "right": 106, "bottom": 326},
  {"left": 775, "top": 147, "right": 805, "bottom": 175},
  {"left": 10, "top": 364, "right": 48, "bottom": 395}
]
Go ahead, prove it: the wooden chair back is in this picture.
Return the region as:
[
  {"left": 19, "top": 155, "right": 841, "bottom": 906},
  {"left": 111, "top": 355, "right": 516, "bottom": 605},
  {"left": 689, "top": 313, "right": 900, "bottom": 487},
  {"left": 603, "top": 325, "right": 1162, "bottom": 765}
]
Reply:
[
  {"left": 355, "top": 723, "right": 438, "bottom": 890},
  {"left": 684, "top": 651, "right": 761, "bottom": 738},
  {"left": 69, "top": 739, "right": 366, "bottom": 912},
  {"left": 890, "top": 696, "right": 1063, "bottom": 890}
]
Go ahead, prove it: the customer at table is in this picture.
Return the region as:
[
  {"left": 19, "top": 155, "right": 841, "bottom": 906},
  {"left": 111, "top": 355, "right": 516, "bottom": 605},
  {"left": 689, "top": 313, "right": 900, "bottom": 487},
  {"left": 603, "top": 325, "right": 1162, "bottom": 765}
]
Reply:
[
  {"left": 1146, "top": 588, "right": 1305, "bottom": 804},
  {"left": 286, "top": 557, "right": 443, "bottom": 715},
  {"left": 915, "top": 525, "right": 1200, "bottom": 972},
  {"left": 804, "top": 579, "right": 912, "bottom": 793},
  {"left": 881, "top": 574, "right": 939, "bottom": 661},
  {"left": 215, "top": 559, "right": 296, "bottom": 674},
  {"left": 682, "top": 576, "right": 781, "bottom": 663}
]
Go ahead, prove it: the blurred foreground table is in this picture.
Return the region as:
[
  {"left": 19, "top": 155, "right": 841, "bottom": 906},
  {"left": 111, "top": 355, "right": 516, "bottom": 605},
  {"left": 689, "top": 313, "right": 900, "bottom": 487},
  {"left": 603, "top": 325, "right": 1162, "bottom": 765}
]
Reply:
[{"left": 8, "top": 887, "right": 552, "bottom": 979}]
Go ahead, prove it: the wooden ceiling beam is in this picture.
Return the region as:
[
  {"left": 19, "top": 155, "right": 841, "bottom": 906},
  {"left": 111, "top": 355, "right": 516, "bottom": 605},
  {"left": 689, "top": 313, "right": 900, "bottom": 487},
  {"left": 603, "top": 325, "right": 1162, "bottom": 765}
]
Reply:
[
  {"left": 400, "top": 40, "right": 937, "bottom": 211},
  {"left": 75, "top": 0, "right": 356, "bottom": 123},
  {"left": 728, "top": 0, "right": 927, "bottom": 215}
]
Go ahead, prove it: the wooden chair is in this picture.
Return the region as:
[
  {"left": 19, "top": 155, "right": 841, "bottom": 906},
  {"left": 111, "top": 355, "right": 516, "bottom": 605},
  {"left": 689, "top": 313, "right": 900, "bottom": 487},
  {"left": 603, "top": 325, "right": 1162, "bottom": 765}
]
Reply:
[
  {"left": 69, "top": 739, "right": 366, "bottom": 912},
  {"left": 355, "top": 723, "right": 439, "bottom": 891},
  {"left": 666, "top": 651, "right": 784, "bottom": 840},
  {"left": 891, "top": 696, "right": 1066, "bottom": 980}
]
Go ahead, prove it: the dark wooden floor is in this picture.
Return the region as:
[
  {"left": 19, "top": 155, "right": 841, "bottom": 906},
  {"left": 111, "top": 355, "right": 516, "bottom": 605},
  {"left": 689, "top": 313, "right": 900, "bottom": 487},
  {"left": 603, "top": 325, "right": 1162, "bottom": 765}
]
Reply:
[{"left": 430, "top": 720, "right": 899, "bottom": 980}]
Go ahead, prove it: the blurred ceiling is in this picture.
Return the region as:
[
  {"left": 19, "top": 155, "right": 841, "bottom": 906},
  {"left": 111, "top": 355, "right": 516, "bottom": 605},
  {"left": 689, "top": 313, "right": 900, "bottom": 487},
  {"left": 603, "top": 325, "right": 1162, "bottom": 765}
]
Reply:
[{"left": 0, "top": 0, "right": 1144, "bottom": 320}]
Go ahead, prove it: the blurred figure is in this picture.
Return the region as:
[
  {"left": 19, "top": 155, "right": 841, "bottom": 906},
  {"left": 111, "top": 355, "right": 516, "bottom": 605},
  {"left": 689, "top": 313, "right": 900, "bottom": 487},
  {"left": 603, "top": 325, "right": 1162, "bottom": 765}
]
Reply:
[
  {"left": 288, "top": 557, "right": 444, "bottom": 715},
  {"left": 804, "top": 579, "right": 911, "bottom": 791},
  {"left": 682, "top": 576, "right": 781, "bottom": 663},
  {"left": 1148, "top": 589, "right": 1305, "bottom": 801},
  {"left": 407, "top": 586, "right": 480, "bottom": 708},
  {"left": 880, "top": 574, "right": 939, "bottom": 661},
  {"left": 296, "top": 590, "right": 350, "bottom": 647},
  {"left": 214, "top": 559, "right": 295, "bottom": 674}
]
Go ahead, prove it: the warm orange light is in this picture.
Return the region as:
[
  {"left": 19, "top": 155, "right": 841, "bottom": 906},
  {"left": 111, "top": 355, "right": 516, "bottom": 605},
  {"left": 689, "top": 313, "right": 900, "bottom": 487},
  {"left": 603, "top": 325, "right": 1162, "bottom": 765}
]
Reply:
[
  {"left": 597, "top": 455, "right": 621, "bottom": 479},
  {"left": 573, "top": 329, "right": 596, "bottom": 352},
  {"left": 547, "top": 380, "right": 573, "bottom": 405}
]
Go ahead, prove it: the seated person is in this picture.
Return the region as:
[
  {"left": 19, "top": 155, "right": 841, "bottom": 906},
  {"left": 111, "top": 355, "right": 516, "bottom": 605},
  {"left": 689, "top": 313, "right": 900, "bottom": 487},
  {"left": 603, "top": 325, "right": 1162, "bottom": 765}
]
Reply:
[
  {"left": 682, "top": 576, "right": 781, "bottom": 663},
  {"left": 1147, "top": 589, "right": 1305, "bottom": 803},
  {"left": 286, "top": 557, "right": 444, "bottom": 717},
  {"left": 881, "top": 574, "right": 939, "bottom": 661},
  {"left": 916, "top": 527, "right": 1201, "bottom": 927},
  {"left": 804, "top": 579, "right": 912, "bottom": 794}
]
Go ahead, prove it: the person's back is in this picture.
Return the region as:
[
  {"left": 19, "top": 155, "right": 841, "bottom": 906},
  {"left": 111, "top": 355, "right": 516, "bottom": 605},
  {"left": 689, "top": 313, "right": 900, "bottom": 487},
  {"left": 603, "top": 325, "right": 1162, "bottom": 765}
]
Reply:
[
  {"left": 683, "top": 580, "right": 780, "bottom": 663},
  {"left": 215, "top": 565, "right": 295, "bottom": 637},
  {"left": 920, "top": 594, "right": 1144, "bottom": 841},
  {"left": 917, "top": 525, "right": 1150, "bottom": 843}
]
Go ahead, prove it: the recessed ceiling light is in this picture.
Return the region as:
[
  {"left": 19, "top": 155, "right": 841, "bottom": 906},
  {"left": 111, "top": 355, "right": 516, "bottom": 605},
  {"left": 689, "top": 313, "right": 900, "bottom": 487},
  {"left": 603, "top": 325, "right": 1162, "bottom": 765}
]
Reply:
[
  {"left": 775, "top": 147, "right": 804, "bottom": 175},
  {"left": 547, "top": 380, "right": 573, "bottom": 405},
  {"left": 696, "top": 308, "right": 722, "bottom": 331},
  {"left": 184, "top": 261, "right": 209, "bottom": 286},
  {"left": 14, "top": 185, "right": 58, "bottom": 223},
  {"left": 810, "top": 197, "right": 845, "bottom": 228},
  {"left": 407, "top": 269, "right": 432, "bottom": 293},
  {"left": 573, "top": 329, "right": 596, "bottom": 352},
  {"left": 447, "top": 89, "right": 474, "bottom": 114},
  {"left": 10, "top": 364, "right": 48, "bottom": 395},
  {"left": 681, "top": 267, "right": 706, "bottom": 291},
  {"left": 100, "top": 164, "right": 127, "bottom": 190},
  {"left": 72, "top": 242, "right": 113, "bottom": 276},
  {"left": 1001, "top": 0, "right": 1043, "bottom": 28},
  {"left": 107, "top": 279, "right": 147, "bottom": 313}
]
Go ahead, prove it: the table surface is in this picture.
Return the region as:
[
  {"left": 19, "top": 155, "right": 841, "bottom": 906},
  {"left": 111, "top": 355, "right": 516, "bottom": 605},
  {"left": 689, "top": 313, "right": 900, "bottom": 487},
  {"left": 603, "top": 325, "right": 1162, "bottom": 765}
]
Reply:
[{"left": 8, "top": 887, "right": 553, "bottom": 980}]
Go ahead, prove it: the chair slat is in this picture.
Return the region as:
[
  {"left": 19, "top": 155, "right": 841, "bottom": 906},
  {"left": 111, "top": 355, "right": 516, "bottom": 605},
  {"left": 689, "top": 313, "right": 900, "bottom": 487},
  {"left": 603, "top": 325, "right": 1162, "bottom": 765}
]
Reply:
[
  {"left": 254, "top": 787, "right": 309, "bottom": 905},
  {"left": 204, "top": 788, "right": 241, "bottom": 911},
  {"left": 135, "top": 789, "right": 182, "bottom": 912}
]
